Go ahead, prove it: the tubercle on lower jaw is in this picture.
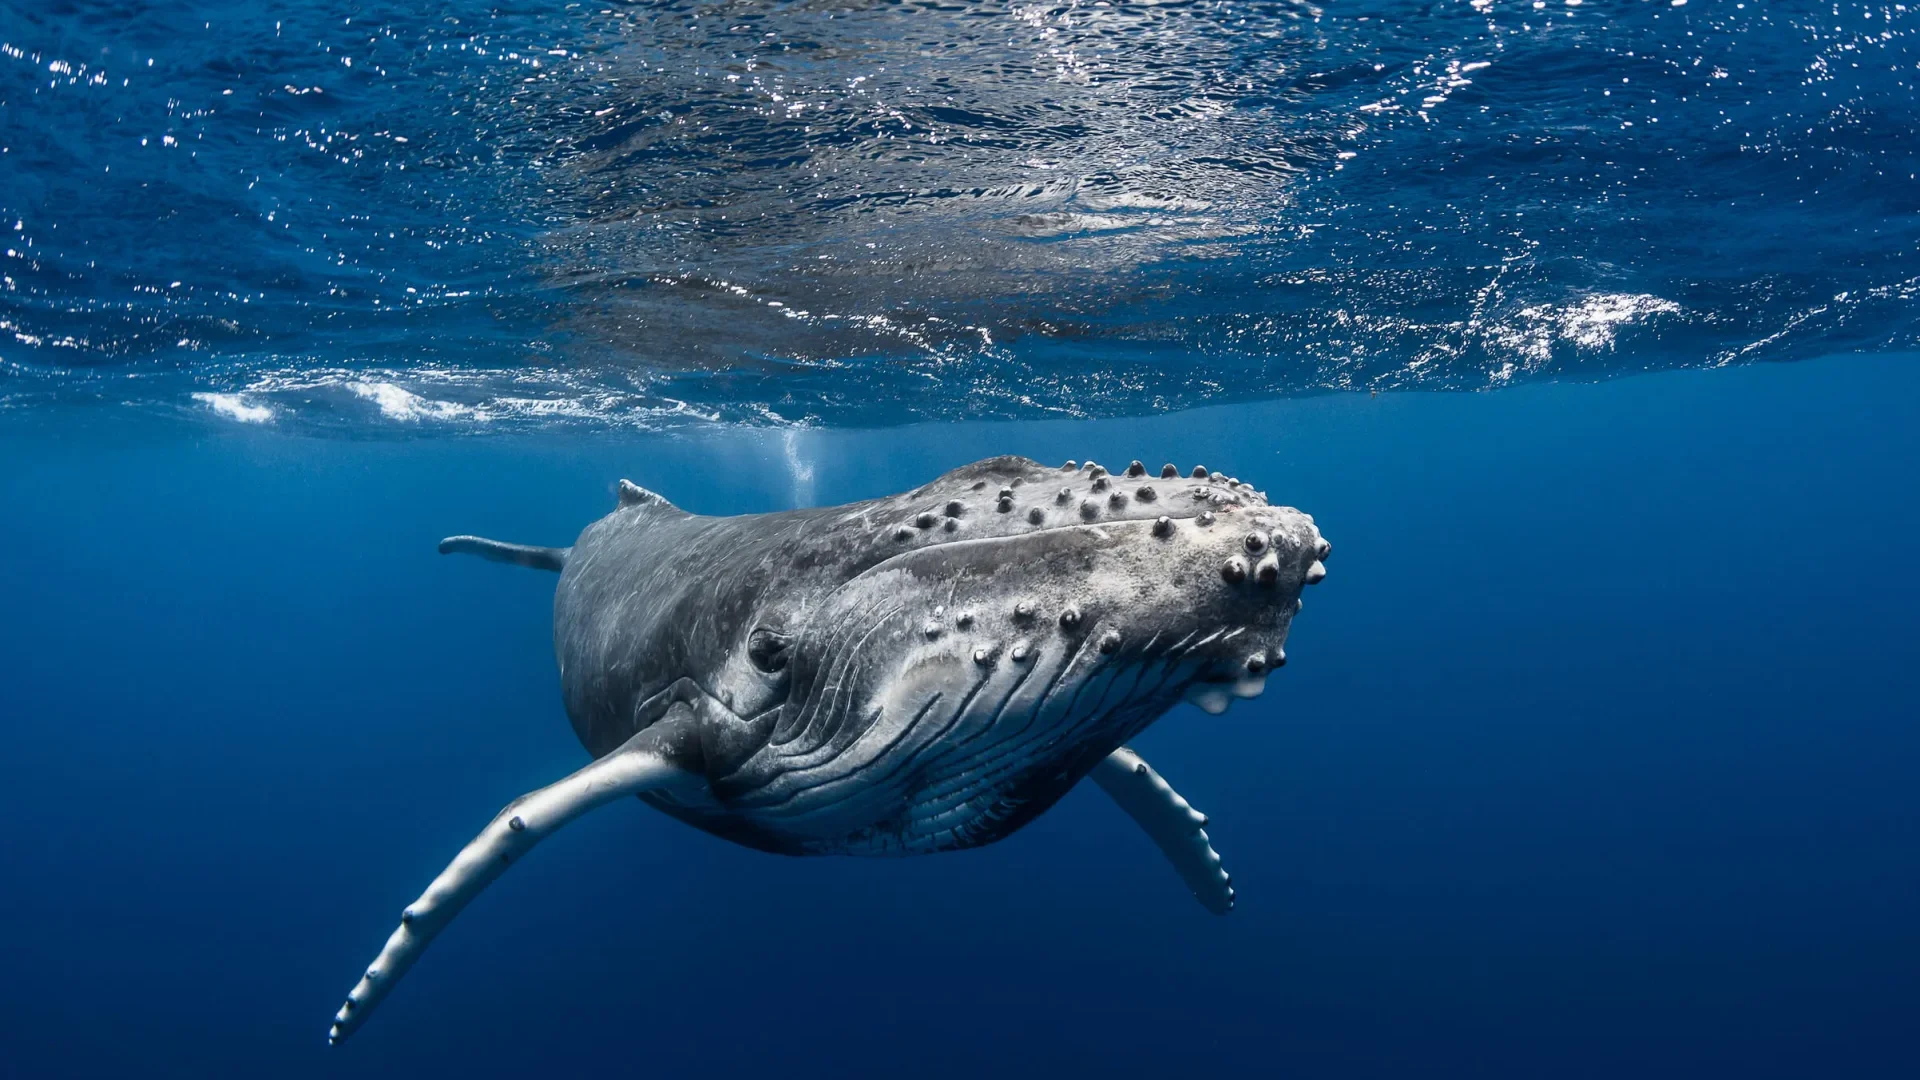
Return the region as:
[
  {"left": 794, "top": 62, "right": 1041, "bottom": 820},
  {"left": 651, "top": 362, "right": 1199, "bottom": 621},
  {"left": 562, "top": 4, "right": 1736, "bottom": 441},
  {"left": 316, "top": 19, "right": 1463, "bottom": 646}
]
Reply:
[{"left": 901, "top": 569, "right": 1293, "bottom": 710}]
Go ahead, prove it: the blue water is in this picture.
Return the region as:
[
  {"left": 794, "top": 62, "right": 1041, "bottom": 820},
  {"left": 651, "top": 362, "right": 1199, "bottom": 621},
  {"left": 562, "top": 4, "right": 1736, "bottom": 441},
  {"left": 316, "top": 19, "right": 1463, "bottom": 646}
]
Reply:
[
  {"left": 3, "top": 0, "right": 1919, "bottom": 1077},
  {"left": 5, "top": 356, "right": 1917, "bottom": 1077}
]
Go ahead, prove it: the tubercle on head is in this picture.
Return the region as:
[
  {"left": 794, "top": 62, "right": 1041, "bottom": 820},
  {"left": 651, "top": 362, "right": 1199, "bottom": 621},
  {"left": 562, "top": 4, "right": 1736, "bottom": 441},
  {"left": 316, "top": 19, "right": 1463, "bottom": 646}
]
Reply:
[
  {"left": 896, "top": 501, "right": 1321, "bottom": 637},
  {"left": 884, "top": 457, "right": 1280, "bottom": 544},
  {"left": 866, "top": 516, "right": 1319, "bottom": 734},
  {"left": 874, "top": 460, "right": 1328, "bottom": 648}
]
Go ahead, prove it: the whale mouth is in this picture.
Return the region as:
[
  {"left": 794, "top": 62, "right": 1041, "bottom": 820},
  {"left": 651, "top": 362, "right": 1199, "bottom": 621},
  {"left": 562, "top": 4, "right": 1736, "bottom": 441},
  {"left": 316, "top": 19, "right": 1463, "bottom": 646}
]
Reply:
[{"left": 744, "top": 601, "right": 1252, "bottom": 847}]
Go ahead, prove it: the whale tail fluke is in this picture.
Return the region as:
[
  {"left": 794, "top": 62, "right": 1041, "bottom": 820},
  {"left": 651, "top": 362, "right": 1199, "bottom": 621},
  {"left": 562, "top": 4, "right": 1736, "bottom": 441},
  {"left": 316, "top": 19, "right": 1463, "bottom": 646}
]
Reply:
[{"left": 437, "top": 535, "right": 570, "bottom": 572}]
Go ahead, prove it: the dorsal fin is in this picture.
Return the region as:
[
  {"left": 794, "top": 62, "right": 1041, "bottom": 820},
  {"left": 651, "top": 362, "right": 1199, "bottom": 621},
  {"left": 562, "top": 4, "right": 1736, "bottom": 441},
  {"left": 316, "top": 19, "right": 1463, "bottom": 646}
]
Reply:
[{"left": 617, "top": 479, "right": 679, "bottom": 511}]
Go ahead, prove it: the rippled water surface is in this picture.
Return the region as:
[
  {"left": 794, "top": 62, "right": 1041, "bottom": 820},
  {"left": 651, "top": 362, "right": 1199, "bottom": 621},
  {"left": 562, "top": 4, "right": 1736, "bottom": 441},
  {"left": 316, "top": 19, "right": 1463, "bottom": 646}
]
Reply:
[{"left": 3, "top": 0, "right": 1917, "bottom": 426}]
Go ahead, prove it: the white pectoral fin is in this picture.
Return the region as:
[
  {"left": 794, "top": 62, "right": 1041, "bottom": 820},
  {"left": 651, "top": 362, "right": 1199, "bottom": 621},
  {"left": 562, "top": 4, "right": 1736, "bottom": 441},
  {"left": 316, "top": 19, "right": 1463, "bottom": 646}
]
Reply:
[
  {"left": 329, "top": 721, "right": 702, "bottom": 1045},
  {"left": 1090, "top": 747, "right": 1234, "bottom": 915}
]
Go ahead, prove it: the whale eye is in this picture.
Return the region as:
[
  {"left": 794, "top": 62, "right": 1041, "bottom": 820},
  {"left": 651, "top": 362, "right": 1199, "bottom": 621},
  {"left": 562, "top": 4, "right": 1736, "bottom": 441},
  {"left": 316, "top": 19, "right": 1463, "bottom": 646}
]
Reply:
[{"left": 747, "top": 628, "right": 794, "bottom": 674}]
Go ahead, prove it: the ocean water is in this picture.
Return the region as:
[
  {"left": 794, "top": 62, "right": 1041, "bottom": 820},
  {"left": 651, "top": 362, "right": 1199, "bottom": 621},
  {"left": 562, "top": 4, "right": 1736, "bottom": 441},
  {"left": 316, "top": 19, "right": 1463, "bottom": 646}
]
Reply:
[
  {"left": 2, "top": 1, "right": 1918, "bottom": 1078},
  {"left": 7, "top": 0, "right": 1919, "bottom": 422}
]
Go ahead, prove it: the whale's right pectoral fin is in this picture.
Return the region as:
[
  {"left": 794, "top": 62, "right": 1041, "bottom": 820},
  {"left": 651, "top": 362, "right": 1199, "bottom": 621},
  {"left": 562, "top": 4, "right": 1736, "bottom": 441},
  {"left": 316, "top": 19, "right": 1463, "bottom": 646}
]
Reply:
[
  {"left": 1090, "top": 747, "right": 1235, "bottom": 915},
  {"left": 328, "top": 717, "right": 704, "bottom": 1045}
]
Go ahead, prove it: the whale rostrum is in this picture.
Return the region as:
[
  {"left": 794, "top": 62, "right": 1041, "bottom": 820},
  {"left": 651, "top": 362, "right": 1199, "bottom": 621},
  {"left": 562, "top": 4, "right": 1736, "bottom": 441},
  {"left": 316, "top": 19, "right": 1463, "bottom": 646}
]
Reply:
[{"left": 330, "top": 455, "right": 1330, "bottom": 1044}]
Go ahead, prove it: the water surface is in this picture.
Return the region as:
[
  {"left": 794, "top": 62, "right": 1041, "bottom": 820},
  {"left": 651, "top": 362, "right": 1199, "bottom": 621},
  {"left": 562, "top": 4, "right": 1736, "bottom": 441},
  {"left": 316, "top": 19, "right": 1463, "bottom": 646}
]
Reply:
[{"left": 4, "top": 0, "right": 1917, "bottom": 425}]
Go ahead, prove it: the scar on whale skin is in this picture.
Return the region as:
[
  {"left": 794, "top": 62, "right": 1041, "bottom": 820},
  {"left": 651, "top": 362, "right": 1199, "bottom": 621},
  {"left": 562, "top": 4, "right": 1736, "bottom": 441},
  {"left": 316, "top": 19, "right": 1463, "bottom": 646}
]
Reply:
[{"left": 330, "top": 454, "right": 1330, "bottom": 1043}]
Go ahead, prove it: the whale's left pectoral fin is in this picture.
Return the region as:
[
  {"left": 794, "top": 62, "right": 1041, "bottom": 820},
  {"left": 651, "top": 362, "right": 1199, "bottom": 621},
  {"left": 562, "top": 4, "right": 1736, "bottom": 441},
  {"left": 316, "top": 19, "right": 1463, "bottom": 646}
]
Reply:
[
  {"left": 328, "top": 718, "right": 704, "bottom": 1045},
  {"left": 1090, "top": 747, "right": 1234, "bottom": 915}
]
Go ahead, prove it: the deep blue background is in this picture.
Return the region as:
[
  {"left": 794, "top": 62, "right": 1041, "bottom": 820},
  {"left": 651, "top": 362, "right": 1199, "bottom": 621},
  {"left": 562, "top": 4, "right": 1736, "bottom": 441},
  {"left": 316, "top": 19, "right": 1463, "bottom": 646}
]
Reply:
[{"left": 3, "top": 354, "right": 1916, "bottom": 1078}]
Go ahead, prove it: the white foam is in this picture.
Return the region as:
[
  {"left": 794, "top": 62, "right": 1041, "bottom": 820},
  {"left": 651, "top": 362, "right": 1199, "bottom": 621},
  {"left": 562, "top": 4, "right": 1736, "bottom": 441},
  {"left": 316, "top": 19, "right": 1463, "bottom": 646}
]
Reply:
[
  {"left": 192, "top": 392, "right": 274, "bottom": 424},
  {"left": 1558, "top": 292, "right": 1682, "bottom": 349},
  {"left": 347, "top": 381, "right": 478, "bottom": 423},
  {"left": 1487, "top": 292, "right": 1682, "bottom": 374}
]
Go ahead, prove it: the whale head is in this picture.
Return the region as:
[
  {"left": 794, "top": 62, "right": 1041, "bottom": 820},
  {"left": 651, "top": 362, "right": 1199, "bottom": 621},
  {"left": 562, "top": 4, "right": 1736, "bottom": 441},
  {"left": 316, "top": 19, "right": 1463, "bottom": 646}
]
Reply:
[
  {"left": 685, "top": 456, "right": 1330, "bottom": 851},
  {"left": 795, "top": 457, "right": 1327, "bottom": 709}
]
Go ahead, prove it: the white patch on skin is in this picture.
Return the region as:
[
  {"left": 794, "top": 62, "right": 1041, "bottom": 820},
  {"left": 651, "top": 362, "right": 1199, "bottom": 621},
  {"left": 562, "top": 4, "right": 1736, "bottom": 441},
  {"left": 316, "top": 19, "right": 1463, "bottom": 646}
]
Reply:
[{"left": 1184, "top": 686, "right": 1234, "bottom": 715}]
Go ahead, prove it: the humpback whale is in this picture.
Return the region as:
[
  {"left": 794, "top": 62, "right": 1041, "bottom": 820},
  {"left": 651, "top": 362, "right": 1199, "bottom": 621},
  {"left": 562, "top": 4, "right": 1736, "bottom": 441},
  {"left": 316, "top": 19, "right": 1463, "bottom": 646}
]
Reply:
[{"left": 330, "top": 455, "right": 1331, "bottom": 1043}]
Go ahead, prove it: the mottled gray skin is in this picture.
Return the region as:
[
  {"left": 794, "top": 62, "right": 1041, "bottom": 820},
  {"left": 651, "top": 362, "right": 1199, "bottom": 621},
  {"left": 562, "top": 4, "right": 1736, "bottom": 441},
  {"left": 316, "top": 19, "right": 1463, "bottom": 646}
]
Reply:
[{"left": 555, "top": 455, "right": 1328, "bottom": 857}]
